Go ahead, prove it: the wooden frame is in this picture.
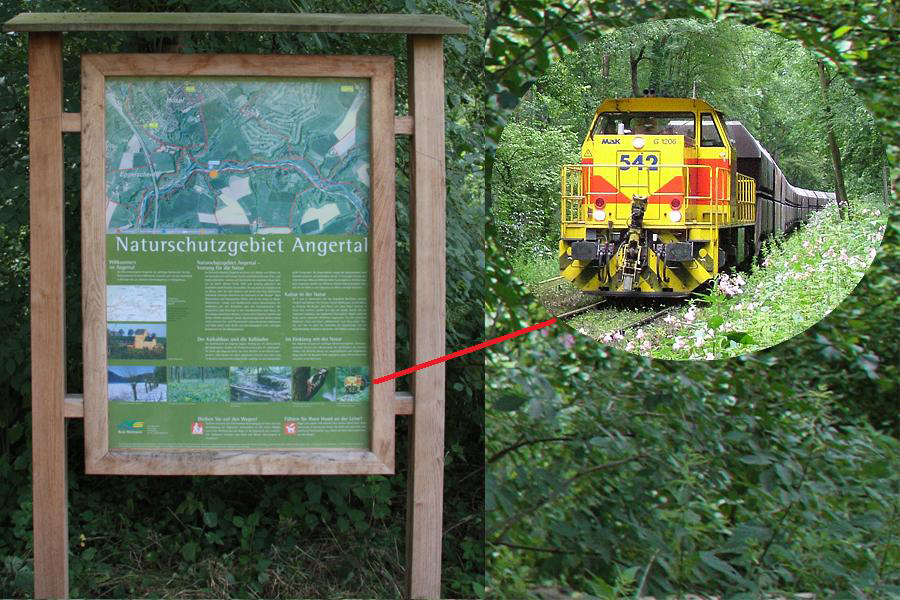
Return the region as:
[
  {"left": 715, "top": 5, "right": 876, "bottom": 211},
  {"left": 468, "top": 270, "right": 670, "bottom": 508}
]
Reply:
[
  {"left": 81, "top": 54, "right": 396, "bottom": 476},
  {"left": 11, "top": 11, "right": 455, "bottom": 597}
]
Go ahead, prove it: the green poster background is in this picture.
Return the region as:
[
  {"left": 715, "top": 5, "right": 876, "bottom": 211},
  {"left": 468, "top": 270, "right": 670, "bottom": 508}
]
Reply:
[{"left": 103, "top": 77, "right": 374, "bottom": 452}]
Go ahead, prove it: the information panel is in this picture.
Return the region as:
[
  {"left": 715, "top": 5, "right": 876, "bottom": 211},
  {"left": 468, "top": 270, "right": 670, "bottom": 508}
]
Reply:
[
  {"left": 82, "top": 55, "right": 395, "bottom": 475},
  {"left": 105, "top": 77, "right": 371, "bottom": 450}
]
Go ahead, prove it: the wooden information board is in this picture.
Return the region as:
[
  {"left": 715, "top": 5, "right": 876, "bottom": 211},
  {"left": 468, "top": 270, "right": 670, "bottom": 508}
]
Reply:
[
  {"left": 81, "top": 54, "right": 396, "bottom": 475},
  {"left": 7, "top": 11, "right": 466, "bottom": 598}
]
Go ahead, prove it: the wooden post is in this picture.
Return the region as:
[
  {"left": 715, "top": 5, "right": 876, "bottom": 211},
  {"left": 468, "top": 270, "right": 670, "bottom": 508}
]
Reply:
[
  {"left": 28, "top": 32, "right": 69, "bottom": 599},
  {"left": 406, "top": 34, "right": 447, "bottom": 599}
]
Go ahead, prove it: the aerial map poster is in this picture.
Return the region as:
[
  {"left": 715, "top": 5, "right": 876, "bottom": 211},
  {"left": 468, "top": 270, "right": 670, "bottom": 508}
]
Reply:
[{"left": 102, "top": 74, "right": 374, "bottom": 452}]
